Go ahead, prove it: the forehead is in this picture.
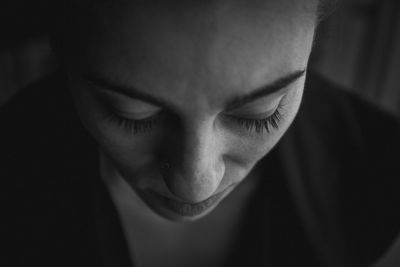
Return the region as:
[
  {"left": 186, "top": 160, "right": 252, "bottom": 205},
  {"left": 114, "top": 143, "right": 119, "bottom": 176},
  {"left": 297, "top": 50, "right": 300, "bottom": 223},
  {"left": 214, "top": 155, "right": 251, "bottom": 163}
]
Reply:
[{"left": 67, "top": 0, "right": 317, "bottom": 104}]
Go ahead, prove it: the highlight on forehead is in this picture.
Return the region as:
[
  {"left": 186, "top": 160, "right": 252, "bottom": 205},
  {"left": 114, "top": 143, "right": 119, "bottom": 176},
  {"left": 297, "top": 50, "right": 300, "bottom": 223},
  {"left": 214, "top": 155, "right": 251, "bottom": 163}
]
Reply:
[
  {"left": 52, "top": 0, "right": 322, "bottom": 29},
  {"left": 54, "top": 0, "right": 323, "bottom": 18},
  {"left": 48, "top": 0, "right": 323, "bottom": 54}
]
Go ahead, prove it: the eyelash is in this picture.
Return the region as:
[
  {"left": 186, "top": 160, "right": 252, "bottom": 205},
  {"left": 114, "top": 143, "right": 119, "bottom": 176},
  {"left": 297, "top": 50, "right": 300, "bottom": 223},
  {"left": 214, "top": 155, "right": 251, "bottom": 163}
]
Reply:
[
  {"left": 228, "top": 106, "right": 283, "bottom": 134},
  {"left": 104, "top": 110, "right": 159, "bottom": 134},
  {"left": 103, "top": 104, "right": 284, "bottom": 135}
]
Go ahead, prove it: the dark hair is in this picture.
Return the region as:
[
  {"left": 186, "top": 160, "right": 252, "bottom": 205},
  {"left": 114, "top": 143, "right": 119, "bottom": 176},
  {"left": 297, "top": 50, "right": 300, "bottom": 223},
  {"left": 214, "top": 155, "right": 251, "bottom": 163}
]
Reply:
[{"left": 317, "top": 0, "right": 339, "bottom": 22}]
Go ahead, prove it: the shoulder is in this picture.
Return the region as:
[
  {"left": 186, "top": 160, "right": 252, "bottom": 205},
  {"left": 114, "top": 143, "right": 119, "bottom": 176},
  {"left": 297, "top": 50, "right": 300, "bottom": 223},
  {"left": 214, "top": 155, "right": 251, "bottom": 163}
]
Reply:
[
  {"left": 300, "top": 72, "right": 400, "bottom": 194},
  {"left": 0, "top": 71, "right": 95, "bottom": 174},
  {"left": 0, "top": 70, "right": 97, "bottom": 200},
  {"left": 0, "top": 72, "right": 77, "bottom": 185},
  {"left": 303, "top": 71, "right": 400, "bottom": 143},
  {"left": 295, "top": 71, "right": 400, "bottom": 178},
  {"left": 0, "top": 72, "right": 99, "bottom": 265},
  {"left": 280, "top": 72, "right": 400, "bottom": 266}
]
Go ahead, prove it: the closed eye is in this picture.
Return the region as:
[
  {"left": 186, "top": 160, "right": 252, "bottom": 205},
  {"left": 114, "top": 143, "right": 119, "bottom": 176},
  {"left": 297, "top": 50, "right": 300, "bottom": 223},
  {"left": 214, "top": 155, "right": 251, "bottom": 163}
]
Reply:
[{"left": 223, "top": 100, "right": 285, "bottom": 134}]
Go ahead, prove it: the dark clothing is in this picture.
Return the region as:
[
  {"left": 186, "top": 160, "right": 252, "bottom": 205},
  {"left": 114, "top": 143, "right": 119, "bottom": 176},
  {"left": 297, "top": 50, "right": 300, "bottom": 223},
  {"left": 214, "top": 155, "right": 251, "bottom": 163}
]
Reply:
[{"left": 1, "top": 71, "right": 400, "bottom": 267}]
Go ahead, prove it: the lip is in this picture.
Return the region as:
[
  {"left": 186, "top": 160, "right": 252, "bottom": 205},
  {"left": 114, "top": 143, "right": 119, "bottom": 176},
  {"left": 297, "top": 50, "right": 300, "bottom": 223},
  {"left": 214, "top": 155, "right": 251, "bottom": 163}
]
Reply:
[{"left": 138, "top": 184, "right": 236, "bottom": 220}]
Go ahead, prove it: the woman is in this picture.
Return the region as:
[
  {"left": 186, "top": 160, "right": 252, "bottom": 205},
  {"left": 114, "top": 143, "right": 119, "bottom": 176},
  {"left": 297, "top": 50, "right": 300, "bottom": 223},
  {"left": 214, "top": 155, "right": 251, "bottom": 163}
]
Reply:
[{"left": 2, "top": 0, "right": 400, "bottom": 266}]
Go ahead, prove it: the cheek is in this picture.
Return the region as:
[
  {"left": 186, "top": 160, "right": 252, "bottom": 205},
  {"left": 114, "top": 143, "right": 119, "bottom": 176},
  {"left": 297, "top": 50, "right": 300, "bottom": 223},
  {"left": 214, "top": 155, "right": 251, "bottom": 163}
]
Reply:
[
  {"left": 226, "top": 86, "right": 303, "bottom": 169},
  {"left": 224, "top": 129, "right": 280, "bottom": 177},
  {"left": 70, "top": 81, "right": 161, "bottom": 176}
]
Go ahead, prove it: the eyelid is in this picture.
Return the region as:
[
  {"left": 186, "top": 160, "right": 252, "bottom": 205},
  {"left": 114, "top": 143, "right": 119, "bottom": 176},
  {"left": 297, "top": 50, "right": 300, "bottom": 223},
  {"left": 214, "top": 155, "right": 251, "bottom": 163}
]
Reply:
[
  {"left": 226, "top": 95, "right": 284, "bottom": 117},
  {"left": 108, "top": 101, "right": 162, "bottom": 120},
  {"left": 93, "top": 86, "right": 162, "bottom": 115},
  {"left": 113, "top": 107, "right": 161, "bottom": 120}
]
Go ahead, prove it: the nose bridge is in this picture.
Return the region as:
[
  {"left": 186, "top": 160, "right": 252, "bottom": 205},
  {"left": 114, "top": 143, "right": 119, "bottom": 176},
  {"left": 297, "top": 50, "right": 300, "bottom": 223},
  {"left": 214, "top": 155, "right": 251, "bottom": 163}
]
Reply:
[
  {"left": 184, "top": 121, "right": 214, "bottom": 176},
  {"left": 166, "top": 119, "right": 225, "bottom": 202}
]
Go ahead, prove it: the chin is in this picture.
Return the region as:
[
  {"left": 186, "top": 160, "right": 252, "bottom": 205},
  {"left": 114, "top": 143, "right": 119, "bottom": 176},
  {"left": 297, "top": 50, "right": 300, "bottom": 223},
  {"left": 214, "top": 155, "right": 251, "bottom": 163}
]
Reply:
[{"left": 150, "top": 204, "right": 219, "bottom": 223}]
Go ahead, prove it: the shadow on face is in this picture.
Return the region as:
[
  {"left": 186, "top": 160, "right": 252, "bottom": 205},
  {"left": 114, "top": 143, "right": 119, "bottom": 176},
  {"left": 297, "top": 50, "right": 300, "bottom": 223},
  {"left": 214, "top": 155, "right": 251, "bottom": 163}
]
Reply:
[{"left": 65, "top": 0, "right": 318, "bottom": 221}]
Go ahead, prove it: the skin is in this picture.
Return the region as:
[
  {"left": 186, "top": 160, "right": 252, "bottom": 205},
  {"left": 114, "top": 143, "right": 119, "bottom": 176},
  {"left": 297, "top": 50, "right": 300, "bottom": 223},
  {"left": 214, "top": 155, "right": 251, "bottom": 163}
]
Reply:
[{"left": 64, "top": 0, "right": 318, "bottom": 222}]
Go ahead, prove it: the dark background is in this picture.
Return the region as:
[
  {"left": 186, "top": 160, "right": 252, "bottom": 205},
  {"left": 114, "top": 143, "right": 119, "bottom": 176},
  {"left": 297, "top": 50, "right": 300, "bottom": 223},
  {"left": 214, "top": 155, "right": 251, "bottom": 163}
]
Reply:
[{"left": 1, "top": 0, "right": 400, "bottom": 115}]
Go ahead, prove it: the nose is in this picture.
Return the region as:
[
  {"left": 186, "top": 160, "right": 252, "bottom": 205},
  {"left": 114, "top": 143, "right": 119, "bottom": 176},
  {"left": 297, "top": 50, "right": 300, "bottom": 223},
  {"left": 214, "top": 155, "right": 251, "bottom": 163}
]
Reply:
[{"left": 162, "top": 120, "right": 225, "bottom": 203}]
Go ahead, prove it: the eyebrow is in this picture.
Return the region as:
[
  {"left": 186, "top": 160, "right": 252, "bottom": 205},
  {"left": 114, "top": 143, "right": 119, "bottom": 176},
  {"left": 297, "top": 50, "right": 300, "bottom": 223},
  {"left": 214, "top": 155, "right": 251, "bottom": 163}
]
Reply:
[
  {"left": 84, "top": 69, "right": 306, "bottom": 111},
  {"left": 84, "top": 75, "right": 168, "bottom": 107},
  {"left": 225, "top": 69, "right": 306, "bottom": 110}
]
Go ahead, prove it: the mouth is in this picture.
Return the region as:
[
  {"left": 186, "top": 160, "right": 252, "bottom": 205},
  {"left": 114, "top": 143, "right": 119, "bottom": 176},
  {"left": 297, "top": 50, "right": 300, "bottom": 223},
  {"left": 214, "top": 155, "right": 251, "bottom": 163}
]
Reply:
[{"left": 138, "top": 185, "right": 236, "bottom": 220}]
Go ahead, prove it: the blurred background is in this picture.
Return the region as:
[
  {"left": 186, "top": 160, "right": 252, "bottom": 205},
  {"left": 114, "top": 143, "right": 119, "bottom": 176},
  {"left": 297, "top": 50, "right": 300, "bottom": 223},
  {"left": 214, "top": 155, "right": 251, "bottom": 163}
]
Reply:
[{"left": 1, "top": 0, "right": 400, "bottom": 115}]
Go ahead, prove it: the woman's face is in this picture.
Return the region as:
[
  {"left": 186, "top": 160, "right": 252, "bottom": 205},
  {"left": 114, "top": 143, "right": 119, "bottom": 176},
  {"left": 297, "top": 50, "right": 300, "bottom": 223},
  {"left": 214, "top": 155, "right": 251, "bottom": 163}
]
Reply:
[{"left": 66, "top": 0, "right": 317, "bottom": 221}]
